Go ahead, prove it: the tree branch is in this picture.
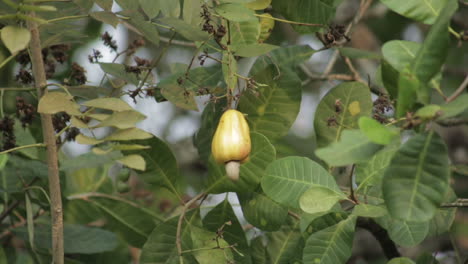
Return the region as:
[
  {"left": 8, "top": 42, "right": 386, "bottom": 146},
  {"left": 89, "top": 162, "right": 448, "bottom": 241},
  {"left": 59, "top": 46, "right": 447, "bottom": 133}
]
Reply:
[
  {"left": 27, "top": 13, "right": 64, "bottom": 264},
  {"left": 441, "top": 198, "right": 468, "bottom": 208},
  {"left": 356, "top": 217, "right": 400, "bottom": 260},
  {"left": 446, "top": 75, "right": 468, "bottom": 103}
]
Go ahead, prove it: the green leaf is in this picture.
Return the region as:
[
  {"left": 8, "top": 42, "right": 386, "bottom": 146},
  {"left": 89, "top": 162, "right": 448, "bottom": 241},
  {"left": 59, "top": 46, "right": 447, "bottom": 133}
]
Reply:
[
  {"left": 203, "top": 199, "right": 251, "bottom": 264},
  {"left": 190, "top": 226, "right": 234, "bottom": 263},
  {"left": 139, "top": 0, "right": 160, "bottom": 18},
  {"left": 410, "top": 0, "right": 458, "bottom": 84},
  {"left": 83, "top": 97, "right": 134, "bottom": 112},
  {"left": 88, "top": 195, "right": 162, "bottom": 248},
  {"left": 13, "top": 224, "right": 118, "bottom": 254},
  {"left": 64, "top": 166, "right": 111, "bottom": 195},
  {"left": 233, "top": 43, "right": 278, "bottom": 57},
  {"left": 115, "top": 0, "right": 139, "bottom": 10},
  {"left": 90, "top": 11, "right": 119, "bottom": 28},
  {"left": 140, "top": 210, "right": 199, "bottom": 263},
  {"left": 125, "top": 136, "right": 183, "bottom": 200},
  {"left": 314, "top": 82, "right": 373, "bottom": 147},
  {"left": 250, "top": 237, "right": 267, "bottom": 264},
  {"left": 302, "top": 216, "right": 356, "bottom": 264},
  {"left": 359, "top": 116, "right": 398, "bottom": 145},
  {"left": 160, "top": 84, "right": 198, "bottom": 111},
  {"left": 14, "top": 120, "right": 41, "bottom": 159},
  {"left": 266, "top": 219, "right": 304, "bottom": 264},
  {"left": 229, "top": 19, "right": 261, "bottom": 45},
  {"left": 302, "top": 212, "right": 349, "bottom": 236},
  {"left": 315, "top": 129, "right": 383, "bottom": 166},
  {"left": 352, "top": 204, "right": 387, "bottom": 218},
  {"left": 125, "top": 12, "right": 160, "bottom": 45},
  {"left": 355, "top": 142, "right": 399, "bottom": 196},
  {"left": 272, "top": 0, "right": 336, "bottom": 33},
  {"left": 0, "top": 26, "right": 31, "bottom": 54},
  {"left": 377, "top": 215, "right": 429, "bottom": 247},
  {"left": 205, "top": 132, "right": 276, "bottom": 193},
  {"left": 194, "top": 100, "right": 225, "bottom": 162},
  {"left": 438, "top": 94, "right": 468, "bottom": 119},
  {"left": 251, "top": 45, "right": 317, "bottom": 73},
  {"left": 383, "top": 131, "right": 450, "bottom": 222},
  {"left": 215, "top": 3, "right": 256, "bottom": 22},
  {"left": 396, "top": 68, "right": 419, "bottom": 117},
  {"left": 183, "top": 0, "right": 203, "bottom": 24},
  {"left": 414, "top": 104, "right": 441, "bottom": 119},
  {"left": 238, "top": 191, "right": 288, "bottom": 231},
  {"left": 159, "top": 64, "right": 222, "bottom": 92},
  {"left": 239, "top": 65, "right": 302, "bottom": 141},
  {"left": 379, "top": 0, "right": 449, "bottom": 24},
  {"left": 105, "top": 127, "right": 153, "bottom": 141},
  {"left": 159, "top": 0, "right": 180, "bottom": 17},
  {"left": 387, "top": 257, "right": 416, "bottom": 264},
  {"left": 246, "top": 0, "right": 271, "bottom": 10},
  {"left": 93, "top": 110, "right": 146, "bottom": 129},
  {"left": 222, "top": 51, "right": 238, "bottom": 91},
  {"left": 95, "top": 0, "right": 113, "bottom": 11},
  {"left": 158, "top": 17, "right": 209, "bottom": 41},
  {"left": 76, "top": 134, "right": 103, "bottom": 145},
  {"left": 261, "top": 156, "right": 341, "bottom": 208},
  {"left": 427, "top": 188, "right": 457, "bottom": 237},
  {"left": 99, "top": 63, "right": 139, "bottom": 85},
  {"left": 299, "top": 186, "right": 346, "bottom": 214},
  {"left": 38, "top": 92, "right": 81, "bottom": 115},
  {"left": 116, "top": 154, "right": 146, "bottom": 170},
  {"left": 337, "top": 47, "right": 382, "bottom": 60}
]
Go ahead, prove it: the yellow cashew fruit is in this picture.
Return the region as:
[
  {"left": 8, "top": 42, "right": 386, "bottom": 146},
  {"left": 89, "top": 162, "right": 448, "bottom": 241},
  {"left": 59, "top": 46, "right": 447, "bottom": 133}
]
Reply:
[
  {"left": 258, "top": 13, "right": 275, "bottom": 43},
  {"left": 211, "top": 109, "right": 251, "bottom": 181}
]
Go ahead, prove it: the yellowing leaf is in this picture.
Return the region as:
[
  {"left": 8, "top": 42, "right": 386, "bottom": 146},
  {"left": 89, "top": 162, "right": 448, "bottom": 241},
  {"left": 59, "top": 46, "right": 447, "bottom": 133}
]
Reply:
[
  {"left": 71, "top": 116, "right": 89, "bottom": 128},
  {"left": 82, "top": 98, "right": 133, "bottom": 112},
  {"left": 348, "top": 101, "right": 361, "bottom": 116},
  {"left": 38, "top": 92, "right": 81, "bottom": 115},
  {"left": 117, "top": 154, "right": 146, "bottom": 171},
  {"left": 87, "top": 113, "right": 110, "bottom": 121},
  {"left": 93, "top": 110, "right": 146, "bottom": 129},
  {"left": 245, "top": 0, "right": 271, "bottom": 10},
  {"left": 76, "top": 134, "right": 103, "bottom": 145},
  {"left": 105, "top": 128, "right": 153, "bottom": 141},
  {"left": 1, "top": 26, "right": 31, "bottom": 54}
]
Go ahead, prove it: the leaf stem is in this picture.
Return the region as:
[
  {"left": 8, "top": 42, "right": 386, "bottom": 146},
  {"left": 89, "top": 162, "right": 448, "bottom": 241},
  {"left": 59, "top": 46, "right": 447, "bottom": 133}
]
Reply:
[
  {"left": 446, "top": 75, "right": 468, "bottom": 103},
  {"left": 46, "top": 14, "right": 88, "bottom": 23},
  {"left": 254, "top": 14, "right": 324, "bottom": 27},
  {"left": 449, "top": 26, "right": 461, "bottom": 39},
  {"left": 0, "top": 143, "right": 46, "bottom": 155},
  {"left": 0, "top": 54, "right": 16, "bottom": 70}
]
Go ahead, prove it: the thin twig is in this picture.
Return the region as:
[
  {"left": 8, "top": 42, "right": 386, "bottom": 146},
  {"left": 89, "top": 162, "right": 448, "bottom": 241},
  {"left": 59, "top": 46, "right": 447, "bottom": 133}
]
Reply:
[
  {"left": 0, "top": 143, "right": 46, "bottom": 155},
  {"left": 176, "top": 193, "right": 206, "bottom": 264},
  {"left": 349, "top": 164, "right": 358, "bottom": 203},
  {"left": 356, "top": 217, "right": 400, "bottom": 259},
  {"left": 441, "top": 198, "right": 468, "bottom": 207},
  {"left": 287, "top": 210, "right": 300, "bottom": 220},
  {"left": 343, "top": 56, "right": 364, "bottom": 83},
  {"left": 27, "top": 12, "right": 64, "bottom": 264},
  {"left": 446, "top": 75, "right": 468, "bottom": 102}
]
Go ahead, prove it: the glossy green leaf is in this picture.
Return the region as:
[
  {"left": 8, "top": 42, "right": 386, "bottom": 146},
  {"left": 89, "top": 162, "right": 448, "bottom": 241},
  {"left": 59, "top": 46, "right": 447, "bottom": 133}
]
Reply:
[
  {"left": 139, "top": 0, "right": 160, "bottom": 18},
  {"left": 302, "top": 216, "right": 356, "bottom": 264},
  {"left": 38, "top": 92, "right": 81, "bottom": 115},
  {"left": 239, "top": 65, "right": 301, "bottom": 141},
  {"left": 261, "top": 156, "right": 341, "bottom": 208},
  {"left": 314, "top": 82, "right": 373, "bottom": 147},
  {"left": 266, "top": 219, "right": 303, "bottom": 264},
  {"left": 355, "top": 143, "right": 399, "bottom": 195},
  {"left": 299, "top": 186, "right": 346, "bottom": 214},
  {"left": 250, "top": 237, "right": 267, "bottom": 264},
  {"left": 238, "top": 191, "right": 288, "bottom": 231},
  {"left": 233, "top": 43, "right": 278, "bottom": 57},
  {"left": 251, "top": 45, "right": 317, "bottom": 73},
  {"left": 99, "top": 63, "right": 138, "bottom": 85},
  {"left": 105, "top": 127, "right": 153, "bottom": 141},
  {"left": 159, "top": 17, "right": 209, "bottom": 41},
  {"left": 90, "top": 11, "right": 119, "bottom": 28},
  {"left": 438, "top": 94, "right": 468, "bottom": 119},
  {"left": 411, "top": 0, "right": 458, "bottom": 85},
  {"left": 396, "top": 68, "right": 419, "bottom": 117},
  {"left": 140, "top": 210, "right": 199, "bottom": 263},
  {"left": 302, "top": 212, "right": 349, "bottom": 236},
  {"left": 315, "top": 129, "right": 383, "bottom": 166},
  {"left": 125, "top": 136, "right": 184, "bottom": 200},
  {"left": 88, "top": 195, "right": 162, "bottom": 248},
  {"left": 159, "top": 64, "right": 222, "bottom": 92},
  {"left": 427, "top": 188, "right": 457, "bottom": 237},
  {"left": 161, "top": 84, "right": 198, "bottom": 111},
  {"left": 272, "top": 0, "right": 336, "bottom": 33},
  {"left": 359, "top": 116, "right": 398, "bottom": 145},
  {"left": 13, "top": 224, "right": 118, "bottom": 254},
  {"left": 414, "top": 104, "right": 441, "bottom": 119},
  {"left": 337, "top": 47, "right": 382, "bottom": 60},
  {"left": 215, "top": 3, "right": 256, "bottom": 22},
  {"left": 205, "top": 132, "right": 276, "bottom": 193},
  {"left": 383, "top": 132, "right": 450, "bottom": 222},
  {"left": 159, "top": 0, "right": 180, "bottom": 17},
  {"left": 183, "top": 0, "right": 203, "bottom": 24},
  {"left": 388, "top": 257, "right": 416, "bottom": 264},
  {"left": 380, "top": 0, "right": 449, "bottom": 24},
  {"left": 1, "top": 26, "right": 31, "bottom": 54},
  {"left": 14, "top": 120, "right": 41, "bottom": 159},
  {"left": 352, "top": 204, "right": 387, "bottom": 218},
  {"left": 93, "top": 110, "right": 146, "bottom": 129},
  {"left": 203, "top": 200, "right": 251, "bottom": 264},
  {"left": 125, "top": 12, "right": 160, "bottom": 45},
  {"left": 194, "top": 100, "right": 225, "bottom": 162},
  {"left": 377, "top": 216, "right": 429, "bottom": 247}
]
